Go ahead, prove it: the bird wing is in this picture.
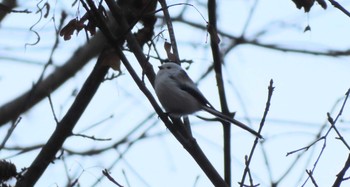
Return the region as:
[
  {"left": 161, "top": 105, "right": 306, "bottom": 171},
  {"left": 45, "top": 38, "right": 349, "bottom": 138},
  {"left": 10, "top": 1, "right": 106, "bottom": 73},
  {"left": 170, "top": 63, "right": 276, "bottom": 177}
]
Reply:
[
  {"left": 169, "top": 68, "right": 262, "bottom": 138},
  {"left": 170, "top": 69, "right": 214, "bottom": 108}
]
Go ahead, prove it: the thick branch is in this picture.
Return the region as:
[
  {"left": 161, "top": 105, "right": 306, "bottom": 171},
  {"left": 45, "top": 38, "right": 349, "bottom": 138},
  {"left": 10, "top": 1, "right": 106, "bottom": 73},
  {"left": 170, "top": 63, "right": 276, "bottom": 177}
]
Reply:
[
  {"left": 83, "top": 1, "right": 228, "bottom": 186},
  {"left": 208, "top": 0, "right": 231, "bottom": 185},
  {"left": 333, "top": 153, "right": 350, "bottom": 187},
  {"left": 0, "top": 0, "right": 16, "bottom": 21},
  {"left": 0, "top": 32, "right": 106, "bottom": 126},
  {"left": 15, "top": 49, "right": 110, "bottom": 186}
]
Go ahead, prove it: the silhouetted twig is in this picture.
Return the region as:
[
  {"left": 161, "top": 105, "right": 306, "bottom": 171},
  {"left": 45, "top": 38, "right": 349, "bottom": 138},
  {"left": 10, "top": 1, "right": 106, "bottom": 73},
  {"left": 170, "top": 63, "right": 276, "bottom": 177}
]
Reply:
[
  {"left": 0, "top": 32, "right": 106, "bottom": 126},
  {"left": 15, "top": 48, "right": 110, "bottom": 187},
  {"left": 0, "top": 117, "right": 21, "bottom": 151},
  {"left": 102, "top": 169, "right": 123, "bottom": 187},
  {"left": 333, "top": 154, "right": 350, "bottom": 187},
  {"left": 47, "top": 95, "right": 59, "bottom": 124},
  {"left": 240, "top": 79, "right": 273, "bottom": 186},
  {"left": 72, "top": 133, "right": 112, "bottom": 141},
  {"left": 285, "top": 88, "right": 350, "bottom": 186},
  {"left": 329, "top": 0, "right": 350, "bottom": 18},
  {"left": 306, "top": 170, "right": 318, "bottom": 187}
]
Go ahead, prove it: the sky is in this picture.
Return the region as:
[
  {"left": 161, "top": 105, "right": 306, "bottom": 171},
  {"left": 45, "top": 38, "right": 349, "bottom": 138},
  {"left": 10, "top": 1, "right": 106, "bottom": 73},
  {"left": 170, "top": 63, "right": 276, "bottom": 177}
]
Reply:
[{"left": 1, "top": 0, "right": 350, "bottom": 186}]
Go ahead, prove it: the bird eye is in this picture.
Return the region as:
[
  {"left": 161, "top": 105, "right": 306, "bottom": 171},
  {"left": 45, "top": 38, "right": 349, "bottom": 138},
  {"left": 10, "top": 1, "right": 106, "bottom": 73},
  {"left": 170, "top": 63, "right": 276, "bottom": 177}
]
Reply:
[{"left": 166, "top": 66, "right": 171, "bottom": 69}]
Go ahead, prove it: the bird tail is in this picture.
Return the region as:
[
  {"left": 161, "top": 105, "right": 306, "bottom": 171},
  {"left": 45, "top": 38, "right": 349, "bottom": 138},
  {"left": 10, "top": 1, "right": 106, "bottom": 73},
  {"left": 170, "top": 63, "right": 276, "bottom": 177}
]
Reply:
[{"left": 202, "top": 106, "right": 262, "bottom": 138}]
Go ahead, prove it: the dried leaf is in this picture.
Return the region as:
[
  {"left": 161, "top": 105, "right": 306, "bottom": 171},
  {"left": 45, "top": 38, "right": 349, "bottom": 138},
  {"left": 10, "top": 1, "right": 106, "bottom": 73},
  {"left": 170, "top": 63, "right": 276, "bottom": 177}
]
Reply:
[
  {"left": 0, "top": 160, "right": 17, "bottom": 182},
  {"left": 59, "top": 19, "right": 84, "bottom": 40},
  {"left": 60, "top": 12, "right": 99, "bottom": 41},
  {"left": 43, "top": 2, "right": 50, "bottom": 18},
  {"left": 164, "top": 42, "right": 177, "bottom": 62},
  {"left": 316, "top": 0, "right": 327, "bottom": 9},
  {"left": 304, "top": 25, "right": 311, "bottom": 32},
  {"left": 292, "top": 0, "right": 315, "bottom": 12}
]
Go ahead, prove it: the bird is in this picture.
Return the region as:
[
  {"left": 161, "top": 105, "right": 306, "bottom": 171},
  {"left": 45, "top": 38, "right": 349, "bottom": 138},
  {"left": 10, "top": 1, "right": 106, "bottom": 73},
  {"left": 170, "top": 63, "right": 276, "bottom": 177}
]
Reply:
[{"left": 154, "top": 62, "right": 262, "bottom": 138}]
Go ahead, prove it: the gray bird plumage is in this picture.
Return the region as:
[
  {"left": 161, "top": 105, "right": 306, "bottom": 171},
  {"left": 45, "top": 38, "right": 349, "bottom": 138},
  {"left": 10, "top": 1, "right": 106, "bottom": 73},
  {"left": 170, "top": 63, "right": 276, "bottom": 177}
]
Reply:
[{"left": 154, "top": 62, "right": 262, "bottom": 138}]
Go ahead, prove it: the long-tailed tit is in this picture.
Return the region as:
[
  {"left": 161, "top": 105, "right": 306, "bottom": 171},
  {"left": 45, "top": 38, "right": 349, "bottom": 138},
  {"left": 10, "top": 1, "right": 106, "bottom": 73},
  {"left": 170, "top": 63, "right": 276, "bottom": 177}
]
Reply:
[{"left": 154, "top": 62, "right": 262, "bottom": 138}]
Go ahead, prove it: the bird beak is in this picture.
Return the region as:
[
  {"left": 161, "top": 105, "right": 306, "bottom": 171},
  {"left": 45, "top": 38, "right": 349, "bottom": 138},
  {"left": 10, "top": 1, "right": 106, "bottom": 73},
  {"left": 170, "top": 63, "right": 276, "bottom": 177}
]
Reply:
[{"left": 158, "top": 66, "right": 163, "bottom": 70}]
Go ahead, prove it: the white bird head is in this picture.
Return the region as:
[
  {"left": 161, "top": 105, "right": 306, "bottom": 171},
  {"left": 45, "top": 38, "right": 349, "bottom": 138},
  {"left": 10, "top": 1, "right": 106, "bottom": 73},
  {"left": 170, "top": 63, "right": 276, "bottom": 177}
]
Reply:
[{"left": 158, "top": 62, "right": 181, "bottom": 73}]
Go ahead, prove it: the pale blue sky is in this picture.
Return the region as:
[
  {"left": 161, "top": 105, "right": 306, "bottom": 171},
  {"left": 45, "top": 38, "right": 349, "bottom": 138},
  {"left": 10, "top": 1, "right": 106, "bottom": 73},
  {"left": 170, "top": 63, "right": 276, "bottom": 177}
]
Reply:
[{"left": 1, "top": 0, "right": 350, "bottom": 186}]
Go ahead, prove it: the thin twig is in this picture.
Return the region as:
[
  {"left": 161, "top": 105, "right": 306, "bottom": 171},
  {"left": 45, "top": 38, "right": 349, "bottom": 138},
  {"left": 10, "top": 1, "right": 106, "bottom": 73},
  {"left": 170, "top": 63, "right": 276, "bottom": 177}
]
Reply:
[
  {"left": 169, "top": 17, "right": 350, "bottom": 57},
  {"left": 0, "top": 28, "right": 106, "bottom": 127},
  {"left": 327, "top": 88, "right": 350, "bottom": 150},
  {"left": 90, "top": 117, "right": 159, "bottom": 187},
  {"left": 15, "top": 45, "right": 110, "bottom": 187},
  {"left": 294, "top": 88, "right": 350, "bottom": 186},
  {"left": 47, "top": 94, "right": 59, "bottom": 124},
  {"left": 100, "top": 0, "right": 228, "bottom": 185},
  {"left": 158, "top": 0, "right": 180, "bottom": 62},
  {"left": 240, "top": 0, "right": 259, "bottom": 37},
  {"left": 329, "top": 0, "right": 350, "bottom": 18},
  {"left": 240, "top": 79, "right": 274, "bottom": 186},
  {"left": 287, "top": 88, "right": 350, "bottom": 156},
  {"left": 0, "top": 117, "right": 21, "bottom": 151},
  {"left": 306, "top": 170, "right": 319, "bottom": 187},
  {"left": 122, "top": 169, "right": 131, "bottom": 187},
  {"left": 102, "top": 169, "right": 123, "bottom": 187},
  {"left": 286, "top": 137, "right": 324, "bottom": 156},
  {"left": 333, "top": 154, "right": 350, "bottom": 187},
  {"left": 72, "top": 133, "right": 112, "bottom": 141}
]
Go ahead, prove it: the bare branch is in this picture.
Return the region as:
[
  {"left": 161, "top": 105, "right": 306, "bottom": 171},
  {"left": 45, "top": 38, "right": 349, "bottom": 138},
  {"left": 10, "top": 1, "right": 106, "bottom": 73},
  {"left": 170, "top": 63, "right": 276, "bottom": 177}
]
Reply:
[
  {"left": 240, "top": 79, "right": 274, "bottom": 186},
  {"left": 306, "top": 170, "right": 319, "bottom": 187},
  {"left": 207, "top": 0, "right": 233, "bottom": 184},
  {"left": 15, "top": 48, "right": 110, "bottom": 187},
  {"left": 170, "top": 17, "right": 350, "bottom": 57},
  {"left": 47, "top": 95, "right": 59, "bottom": 124},
  {"left": 72, "top": 133, "right": 112, "bottom": 141},
  {"left": 0, "top": 0, "right": 16, "bottom": 21},
  {"left": 329, "top": 0, "right": 350, "bottom": 18},
  {"left": 333, "top": 154, "right": 350, "bottom": 187},
  {"left": 90, "top": 1, "right": 229, "bottom": 185},
  {"left": 102, "top": 169, "right": 123, "bottom": 187},
  {"left": 287, "top": 88, "right": 350, "bottom": 156},
  {"left": 0, "top": 31, "right": 106, "bottom": 126},
  {"left": 158, "top": 0, "right": 180, "bottom": 63},
  {"left": 0, "top": 117, "right": 21, "bottom": 151}
]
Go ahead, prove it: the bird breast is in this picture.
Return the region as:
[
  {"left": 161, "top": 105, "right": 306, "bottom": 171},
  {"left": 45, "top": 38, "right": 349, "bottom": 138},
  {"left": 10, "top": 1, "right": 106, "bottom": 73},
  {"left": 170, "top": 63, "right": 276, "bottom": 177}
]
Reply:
[{"left": 155, "top": 74, "right": 201, "bottom": 116}]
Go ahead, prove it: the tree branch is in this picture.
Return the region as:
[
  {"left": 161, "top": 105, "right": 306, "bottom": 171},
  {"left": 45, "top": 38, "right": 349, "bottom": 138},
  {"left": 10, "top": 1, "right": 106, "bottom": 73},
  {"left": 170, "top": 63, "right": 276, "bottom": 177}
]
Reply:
[
  {"left": 240, "top": 80, "right": 273, "bottom": 186},
  {"left": 207, "top": 0, "right": 231, "bottom": 185},
  {"left": 333, "top": 153, "right": 350, "bottom": 187},
  {"left": 0, "top": 32, "right": 106, "bottom": 126},
  {"left": 15, "top": 49, "right": 110, "bottom": 186},
  {"left": 83, "top": 1, "right": 228, "bottom": 186},
  {"left": 0, "top": 0, "right": 16, "bottom": 21},
  {"left": 329, "top": 0, "right": 350, "bottom": 18}
]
